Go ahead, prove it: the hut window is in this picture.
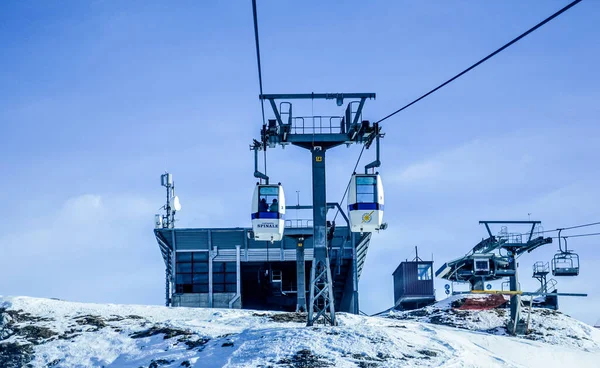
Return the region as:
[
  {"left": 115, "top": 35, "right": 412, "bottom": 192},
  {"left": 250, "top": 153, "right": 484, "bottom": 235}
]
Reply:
[{"left": 417, "top": 264, "right": 432, "bottom": 281}]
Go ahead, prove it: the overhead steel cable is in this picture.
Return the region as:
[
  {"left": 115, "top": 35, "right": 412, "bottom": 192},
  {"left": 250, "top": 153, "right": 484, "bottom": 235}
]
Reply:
[
  {"left": 252, "top": 0, "right": 266, "bottom": 125},
  {"left": 559, "top": 221, "right": 600, "bottom": 231},
  {"left": 374, "top": 0, "right": 583, "bottom": 125},
  {"left": 559, "top": 232, "right": 600, "bottom": 239},
  {"left": 518, "top": 221, "right": 600, "bottom": 237},
  {"left": 252, "top": 0, "right": 268, "bottom": 177}
]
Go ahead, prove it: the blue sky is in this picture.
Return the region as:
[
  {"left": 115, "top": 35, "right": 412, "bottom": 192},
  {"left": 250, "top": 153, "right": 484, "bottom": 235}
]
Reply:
[{"left": 1, "top": 1, "right": 599, "bottom": 324}]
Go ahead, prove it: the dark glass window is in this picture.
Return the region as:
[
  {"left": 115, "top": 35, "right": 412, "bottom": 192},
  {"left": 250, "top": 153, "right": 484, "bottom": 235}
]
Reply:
[
  {"left": 192, "top": 284, "right": 209, "bottom": 293},
  {"left": 193, "top": 252, "right": 209, "bottom": 262},
  {"left": 213, "top": 262, "right": 237, "bottom": 294},
  {"left": 175, "top": 251, "right": 209, "bottom": 294},
  {"left": 176, "top": 252, "right": 192, "bottom": 262},
  {"left": 176, "top": 263, "right": 192, "bottom": 273},
  {"left": 356, "top": 176, "right": 377, "bottom": 203},
  {"left": 193, "top": 262, "right": 209, "bottom": 273},
  {"left": 175, "top": 253, "right": 237, "bottom": 295}
]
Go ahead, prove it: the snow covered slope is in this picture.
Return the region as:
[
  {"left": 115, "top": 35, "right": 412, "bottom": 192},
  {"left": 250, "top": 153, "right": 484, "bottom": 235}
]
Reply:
[
  {"left": 388, "top": 295, "right": 600, "bottom": 352},
  {"left": 1, "top": 296, "right": 599, "bottom": 368}
]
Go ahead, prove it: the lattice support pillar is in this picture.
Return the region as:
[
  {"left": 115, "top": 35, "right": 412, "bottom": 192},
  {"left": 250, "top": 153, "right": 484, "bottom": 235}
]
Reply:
[
  {"left": 307, "top": 255, "right": 336, "bottom": 326},
  {"left": 307, "top": 148, "right": 336, "bottom": 326}
]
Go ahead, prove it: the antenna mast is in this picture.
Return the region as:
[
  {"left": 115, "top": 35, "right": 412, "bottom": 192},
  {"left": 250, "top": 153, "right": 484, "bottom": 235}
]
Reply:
[{"left": 156, "top": 172, "right": 181, "bottom": 229}]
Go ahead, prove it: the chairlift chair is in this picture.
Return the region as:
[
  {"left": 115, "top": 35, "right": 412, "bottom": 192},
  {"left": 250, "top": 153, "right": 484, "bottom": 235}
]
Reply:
[
  {"left": 552, "top": 251, "right": 580, "bottom": 276},
  {"left": 552, "top": 236, "right": 580, "bottom": 277}
]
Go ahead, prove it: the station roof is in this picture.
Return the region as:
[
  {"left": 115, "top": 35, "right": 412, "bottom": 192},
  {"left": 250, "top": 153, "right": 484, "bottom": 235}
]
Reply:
[{"left": 154, "top": 226, "right": 373, "bottom": 280}]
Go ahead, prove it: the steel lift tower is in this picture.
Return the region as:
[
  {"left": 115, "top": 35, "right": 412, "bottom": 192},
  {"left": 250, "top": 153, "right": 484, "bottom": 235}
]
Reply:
[{"left": 252, "top": 92, "right": 380, "bottom": 326}]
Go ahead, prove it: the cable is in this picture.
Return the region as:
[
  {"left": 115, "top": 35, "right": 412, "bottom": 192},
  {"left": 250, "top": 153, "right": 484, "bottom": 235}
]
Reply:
[
  {"left": 252, "top": 0, "right": 268, "bottom": 178},
  {"left": 560, "top": 221, "right": 600, "bottom": 231},
  {"left": 374, "top": 0, "right": 582, "bottom": 124},
  {"left": 333, "top": 145, "right": 366, "bottom": 222},
  {"left": 518, "top": 221, "right": 600, "bottom": 237},
  {"left": 561, "top": 232, "right": 600, "bottom": 239},
  {"left": 252, "top": 0, "right": 266, "bottom": 126}
]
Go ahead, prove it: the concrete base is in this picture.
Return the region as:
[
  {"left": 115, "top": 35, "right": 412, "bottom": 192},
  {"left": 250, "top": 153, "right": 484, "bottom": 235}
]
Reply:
[{"left": 172, "top": 293, "right": 242, "bottom": 309}]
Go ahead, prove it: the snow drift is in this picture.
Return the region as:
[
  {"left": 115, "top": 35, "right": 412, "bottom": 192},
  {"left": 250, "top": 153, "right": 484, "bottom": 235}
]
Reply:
[{"left": 1, "top": 296, "right": 599, "bottom": 367}]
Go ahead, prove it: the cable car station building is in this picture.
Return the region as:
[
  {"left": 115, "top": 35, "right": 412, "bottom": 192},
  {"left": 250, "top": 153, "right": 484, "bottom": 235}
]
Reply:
[
  {"left": 154, "top": 214, "right": 372, "bottom": 313},
  {"left": 154, "top": 93, "right": 385, "bottom": 321}
]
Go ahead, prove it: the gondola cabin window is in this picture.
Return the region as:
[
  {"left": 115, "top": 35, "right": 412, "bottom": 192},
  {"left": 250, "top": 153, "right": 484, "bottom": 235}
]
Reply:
[
  {"left": 259, "top": 186, "right": 279, "bottom": 212},
  {"left": 356, "top": 176, "right": 377, "bottom": 203}
]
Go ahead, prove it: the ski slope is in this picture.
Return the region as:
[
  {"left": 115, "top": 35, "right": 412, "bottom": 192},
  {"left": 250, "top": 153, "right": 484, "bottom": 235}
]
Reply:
[{"left": 1, "top": 296, "right": 599, "bottom": 367}]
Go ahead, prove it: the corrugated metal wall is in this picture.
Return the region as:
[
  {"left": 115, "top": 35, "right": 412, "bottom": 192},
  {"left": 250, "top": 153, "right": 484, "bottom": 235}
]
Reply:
[
  {"left": 393, "top": 261, "right": 434, "bottom": 303},
  {"left": 211, "top": 230, "right": 244, "bottom": 249},
  {"left": 174, "top": 229, "right": 209, "bottom": 250}
]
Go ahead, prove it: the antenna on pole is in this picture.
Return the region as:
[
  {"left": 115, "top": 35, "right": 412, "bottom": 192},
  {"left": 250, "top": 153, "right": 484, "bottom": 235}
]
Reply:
[
  {"left": 413, "top": 246, "right": 423, "bottom": 262},
  {"left": 156, "top": 172, "right": 181, "bottom": 229}
]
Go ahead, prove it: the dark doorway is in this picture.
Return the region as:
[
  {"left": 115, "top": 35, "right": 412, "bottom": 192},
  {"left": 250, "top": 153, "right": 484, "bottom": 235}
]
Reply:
[{"left": 240, "top": 261, "right": 311, "bottom": 311}]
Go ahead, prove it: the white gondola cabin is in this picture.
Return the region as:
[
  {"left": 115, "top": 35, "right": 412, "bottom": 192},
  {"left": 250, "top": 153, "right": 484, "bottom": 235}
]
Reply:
[
  {"left": 348, "top": 174, "right": 384, "bottom": 233},
  {"left": 251, "top": 184, "right": 286, "bottom": 242}
]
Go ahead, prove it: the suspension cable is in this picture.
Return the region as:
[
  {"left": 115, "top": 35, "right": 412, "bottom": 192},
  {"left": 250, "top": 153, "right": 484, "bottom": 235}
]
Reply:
[
  {"left": 374, "top": 0, "right": 582, "bottom": 124},
  {"left": 518, "top": 221, "right": 600, "bottom": 237},
  {"left": 560, "top": 232, "right": 600, "bottom": 239},
  {"left": 252, "top": 0, "right": 266, "bottom": 125},
  {"left": 560, "top": 221, "right": 600, "bottom": 231},
  {"left": 252, "top": 0, "right": 268, "bottom": 177}
]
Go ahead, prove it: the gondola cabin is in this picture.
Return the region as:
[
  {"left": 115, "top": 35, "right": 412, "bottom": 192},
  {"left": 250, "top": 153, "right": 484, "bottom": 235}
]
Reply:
[
  {"left": 348, "top": 174, "right": 384, "bottom": 233},
  {"left": 251, "top": 184, "right": 286, "bottom": 242}
]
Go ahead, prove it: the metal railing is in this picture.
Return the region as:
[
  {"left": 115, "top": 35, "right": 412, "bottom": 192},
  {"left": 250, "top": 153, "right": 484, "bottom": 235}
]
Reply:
[
  {"left": 291, "top": 116, "right": 343, "bottom": 134},
  {"left": 532, "top": 261, "right": 550, "bottom": 275},
  {"left": 535, "top": 278, "right": 558, "bottom": 294},
  {"left": 285, "top": 219, "right": 314, "bottom": 228}
]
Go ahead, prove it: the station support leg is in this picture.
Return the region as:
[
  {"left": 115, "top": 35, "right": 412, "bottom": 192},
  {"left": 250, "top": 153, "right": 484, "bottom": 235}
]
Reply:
[{"left": 307, "top": 148, "right": 336, "bottom": 326}]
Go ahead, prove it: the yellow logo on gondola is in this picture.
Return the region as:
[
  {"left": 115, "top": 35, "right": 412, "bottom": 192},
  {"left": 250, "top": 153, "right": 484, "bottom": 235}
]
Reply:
[{"left": 362, "top": 211, "right": 374, "bottom": 223}]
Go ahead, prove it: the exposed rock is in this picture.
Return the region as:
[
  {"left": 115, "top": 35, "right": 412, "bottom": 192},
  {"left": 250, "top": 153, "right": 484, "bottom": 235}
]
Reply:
[
  {"left": 277, "top": 349, "right": 333, "bottom": 367},
  {"left": 74, "top": 315, "right": 107, "bottom": 331},
  {"left": 148, "top": 358, "right": 174, "bottom": 367},
  {"left": 131, "top": 326, "right": 191, "bottom": 340},
  {"left": 17, "top": 325, "right": 58, "bottom": 343},
  {"left": 0, "top": 342, "right": 34, "bottom": 368}
]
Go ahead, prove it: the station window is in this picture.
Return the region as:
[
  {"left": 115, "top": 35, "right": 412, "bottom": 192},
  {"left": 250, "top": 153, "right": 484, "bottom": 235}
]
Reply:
[
  {"left": 213, "top": 262, "right": 237, "bottom": 293},
  {"left": 176, "top": 252, "right": 209, "bottom": 293},
  {"left": 356, "top": 176, "right": 377, "bottom": 203},
  {"left": 259, "top": 186, "right": 279, "bottom": 212},
  {"left": 417, "top": 263, "right": 432, "bottom": 281}
]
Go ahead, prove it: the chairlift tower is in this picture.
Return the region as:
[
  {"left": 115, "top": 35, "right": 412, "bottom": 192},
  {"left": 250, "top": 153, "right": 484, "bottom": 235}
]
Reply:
[
  {"left": 252, "top": 93, "right": 381, "bottom": 326},
  {"left": 479, "top": 221, "right": 552, "bottom": 334}
]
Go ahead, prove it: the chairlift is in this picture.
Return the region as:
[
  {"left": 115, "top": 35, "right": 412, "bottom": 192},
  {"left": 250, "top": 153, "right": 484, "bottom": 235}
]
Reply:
[
  {"left": 552, "top": 236, "right": 580, "bottom": 277},
  {"left": 348, "top": 173, "right": 384, "bottom": 233},
  {"left": 251, "top": 183, "right": 286, "bottom": 242}
]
